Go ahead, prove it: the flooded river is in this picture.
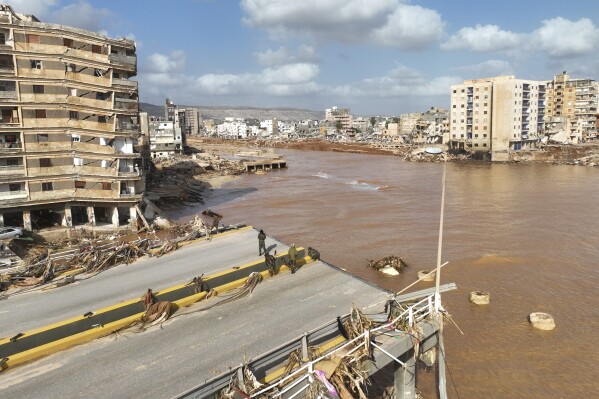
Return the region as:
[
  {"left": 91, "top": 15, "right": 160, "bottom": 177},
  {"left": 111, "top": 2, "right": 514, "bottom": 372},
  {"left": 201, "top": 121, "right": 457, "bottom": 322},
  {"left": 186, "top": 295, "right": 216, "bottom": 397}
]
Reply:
[{"left": 174, "top": 149, "right": 599, "bottom": 398}]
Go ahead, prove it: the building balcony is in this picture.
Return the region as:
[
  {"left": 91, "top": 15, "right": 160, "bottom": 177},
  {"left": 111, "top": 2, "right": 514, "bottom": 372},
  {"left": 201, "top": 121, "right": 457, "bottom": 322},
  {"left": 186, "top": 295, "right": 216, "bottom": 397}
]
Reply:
[
  {"left": 25, "top": 142, "right": 71, "bottom": 152},
  {"left": 67, "top": 96, "right": 113, "bottom": 110},
  {"left": 0, "top": 65, "right": 14, "bottom": 75},
  {"left": 19, "top": 68, "right": 65, "bottom": 80},
  {"left": 18, "top": 42, "right": 66, "bottom": 55},
  {"left": 22, "top": 119, "right": 114, "bottom": 132},
  {"left": 29, "top": 188, "right": 122, "bottom": 202},
  {"left": 72, "top": 141, "right": 115, "bottom": 155},
  {"left": 66, "top": 71, "right": 111, "bottom": 87},
  {"left": 19, "top": 93, "right": 60, "bottom": 103},
  {"left": 0, "top": 164, "right": 25, "bottom": 176},
  {"left": 112, "top": 78, "right": 138, "bottom": 89},
  {"left": 64, "top": 48, "right": 108, "bottom": 64},
  {"left": 116, "top": 122, "right": 140, "bottom": 132},
  {"left": 0, "top": 90, "right": 17, "bottom": 100},
  {"left": 0, "top": 190, "right": 27, "bottom": 202},
  {"left": 114, "top": 98, "right": 139, "bottom": 111},
  {"left": 117, "top": 167, "right": 141, "bottom": 177},
  {"left": 27, "top": 165, "right": 117, "bottom": 177},
  {"left": 0, "top": 142, "right": 22, "bottom": 152},
  {"left": 109, "top": 53, "right": 136, "bottom": 67}
]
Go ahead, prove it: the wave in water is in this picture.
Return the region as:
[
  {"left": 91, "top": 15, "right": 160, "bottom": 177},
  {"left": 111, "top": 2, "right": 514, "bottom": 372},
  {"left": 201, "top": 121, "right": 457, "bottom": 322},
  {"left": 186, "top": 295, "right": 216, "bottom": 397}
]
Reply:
[{"left": 314, "top": 172, "right": 387, "bottom": 191}]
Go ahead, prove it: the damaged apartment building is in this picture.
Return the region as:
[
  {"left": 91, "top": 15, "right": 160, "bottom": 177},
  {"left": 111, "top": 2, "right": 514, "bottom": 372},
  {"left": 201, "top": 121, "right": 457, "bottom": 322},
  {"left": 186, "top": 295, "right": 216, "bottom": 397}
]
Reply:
[{"left": 0, "top": 5, "right": 144, "bottom": 231}]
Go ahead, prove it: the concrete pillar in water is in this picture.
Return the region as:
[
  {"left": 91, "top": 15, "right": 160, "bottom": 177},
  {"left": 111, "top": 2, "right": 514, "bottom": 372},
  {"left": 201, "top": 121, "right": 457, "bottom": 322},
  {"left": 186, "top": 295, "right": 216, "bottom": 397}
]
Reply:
[
  {"left": 23, "top": 209, "right": 32, "bottom": 231},
  {"left": 110, "top": 207, "right": 119, "bottom": 226},
  {"left": 394, "top": 352, "right": 416, "bottom": 399},
  {"left": 129, "top": 206, "right": 138, "bottom": 228},
  {"left": 86, "top": 206, "right": 96, "bottom": 227},
  {"left": 63, "top": 205, "right": 73, "bottom": 227}
]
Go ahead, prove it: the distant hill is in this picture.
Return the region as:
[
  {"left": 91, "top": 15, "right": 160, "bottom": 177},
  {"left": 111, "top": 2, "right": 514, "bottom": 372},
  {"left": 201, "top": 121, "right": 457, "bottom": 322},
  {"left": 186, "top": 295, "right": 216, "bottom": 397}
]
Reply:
[{"left": 139, "top": 102, "right": 323, "bottom": 122}]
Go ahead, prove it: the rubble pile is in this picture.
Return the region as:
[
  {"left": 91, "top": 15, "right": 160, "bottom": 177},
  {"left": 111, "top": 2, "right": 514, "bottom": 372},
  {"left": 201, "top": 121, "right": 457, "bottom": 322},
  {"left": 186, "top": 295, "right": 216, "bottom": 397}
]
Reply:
[
  {"left": 565, "top": 153, "right": 599, "bottom": 167},
  {"left": 146, "top": 154, "right": 245, "bottom": 207},
  {"left": 368, "top": 256, "right": 409, "bottom": 276},
  {"left": 0, "top": 217, "right": 236, "bottom": 295}
]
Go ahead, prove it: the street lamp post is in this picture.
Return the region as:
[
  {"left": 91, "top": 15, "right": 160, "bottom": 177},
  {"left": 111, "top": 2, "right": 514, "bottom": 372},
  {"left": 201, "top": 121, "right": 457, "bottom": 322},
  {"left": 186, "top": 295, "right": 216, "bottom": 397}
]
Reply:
[{"left": 425, "top": 147, "right": 446, "bottom": 312}]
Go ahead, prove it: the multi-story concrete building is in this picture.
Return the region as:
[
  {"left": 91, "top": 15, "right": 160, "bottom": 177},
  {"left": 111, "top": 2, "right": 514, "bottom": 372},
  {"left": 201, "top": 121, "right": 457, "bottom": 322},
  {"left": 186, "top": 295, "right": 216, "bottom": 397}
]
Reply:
[
  {"left": 146, "top": 120, "right": 182, "bottom": 158},
  {"left": 260, "top": 119, "right": 278, "bottom": 136},
  {"left": 0, "top": 5, "right": 143, "bottom": 230},
  {"left": 184, "top": 107, "right": 201, "bottom": 135},
  {"left": 325, "top": 106, "right": 352, "bottom": 133},
  {"left": 546, "top": 71, "right": 598, "bottom": 143},
  {"left": 450, "top": 76, "right": 545, "bottom": 161}
]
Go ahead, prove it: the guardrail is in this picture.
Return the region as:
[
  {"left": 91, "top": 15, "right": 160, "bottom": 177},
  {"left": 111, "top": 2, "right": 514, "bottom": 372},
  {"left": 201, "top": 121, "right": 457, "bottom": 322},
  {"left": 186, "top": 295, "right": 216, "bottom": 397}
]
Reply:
[{"left": 174, "top": 284, "right": 455, "bottom": 399}]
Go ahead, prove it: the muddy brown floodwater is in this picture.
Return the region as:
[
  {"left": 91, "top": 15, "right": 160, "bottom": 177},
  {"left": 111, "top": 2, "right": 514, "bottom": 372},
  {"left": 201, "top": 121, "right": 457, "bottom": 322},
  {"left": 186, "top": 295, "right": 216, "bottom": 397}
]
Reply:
[{"left": 172, "top": 148, "right": 599, "bottom": 398}]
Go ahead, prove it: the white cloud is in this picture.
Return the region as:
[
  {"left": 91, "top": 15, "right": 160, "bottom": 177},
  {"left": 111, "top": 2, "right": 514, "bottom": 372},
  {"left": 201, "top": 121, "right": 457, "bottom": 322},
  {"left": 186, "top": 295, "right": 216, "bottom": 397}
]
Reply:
[
  {"left": 442, "top": 24, "right": 521, "bottom": 52},
  {"left": 144, "top": 51, "right": 187, "bottom": 74},
  {"left": 330, "top": 63, "right": 461, "bottom": 98},
  {"left": 195, "top": 63, "right": 320, "bottom": 95},
  {"left": 453, "top": 60, "right": 513, "bottom": 77},
  {"left": 255, "top": 45, "right": 320, "bottom": 66},
  {"left": 241, "top": 0, "right": 443, "bottom": 49},
  {"left": 372, "top": 4, "right": 444, "bottom": 50},
  {"left": 533, "top": 17, "right": 599, "bottom": 58},
  {"left": 51, "top": 1, "right": 112, "bottom": 33},
  {"left": 2, "top": 0, "right": 58, "bottom": 18}
]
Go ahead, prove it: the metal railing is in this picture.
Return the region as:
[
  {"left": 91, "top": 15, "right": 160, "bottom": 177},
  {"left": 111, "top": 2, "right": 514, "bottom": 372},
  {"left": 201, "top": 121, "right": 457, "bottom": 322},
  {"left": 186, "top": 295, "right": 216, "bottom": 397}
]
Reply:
[{"left": 176, "top": 292, "right": 438, "bottom": 399}]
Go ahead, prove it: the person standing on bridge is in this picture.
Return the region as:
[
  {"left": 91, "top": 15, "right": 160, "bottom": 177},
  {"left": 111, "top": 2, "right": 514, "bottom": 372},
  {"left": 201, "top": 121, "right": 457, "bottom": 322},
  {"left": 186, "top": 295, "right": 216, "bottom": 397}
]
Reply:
[
  {"left": 258, "top": 229, "right": 267, "bottom": 256},
  {"left": 288, "top": 244, "right": 298, "bottom": 274}
]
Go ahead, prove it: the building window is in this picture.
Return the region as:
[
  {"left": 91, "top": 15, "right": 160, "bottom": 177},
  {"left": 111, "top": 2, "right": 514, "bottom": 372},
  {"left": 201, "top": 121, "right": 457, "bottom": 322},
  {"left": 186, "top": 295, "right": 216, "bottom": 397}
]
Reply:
[
  {"left": 37, "top": 133, "right": 48, "bottom": 142},
  {"left": 33, "top": 85, "right": 44, "bottom": 94},
  {"left": 71, "top": 134, "right": 80, "bottom": 142},
  {"left": 30, "top": 60, "right": 42, "bottom": 69},
  {"left": 92, "top": 44, "right": 102, "bottom": 54},
  {"left": 483, "top": 134, "right": 488, "bottom": 138},
  {"left": 102, "top": 182, "right": 112, "bottom": 190},
  {"left": 39, "top": 158, "right": 52, "bottom": 167},
  {"left": 42, "top": 182, "right": 53, "bottom": 191},
  {"left": 69, "top": 111, "right": 78, "bottom": 120},
  {"left": 0, "top": 32, "right": 6, "bottom": 45},
  {"left": 63, "top": 38, "right": 74, "bottom": 48},
  {"left": 27, "top": 34, "right": 40, "bottom": 44},
  {"left": 94, "top": 68, "right": 103, "bottom": 77},
  {"left": 75, "top": 180, "right": 86, "bottom": 189},
  {"left": 35, "top": 109, "right": 46, "bottom": 118},
  {"left": 483, "top": 143, "right": 487, "bottom": 147},
  {"left": 452, "top": 105, "right": 456, "bottom": 108},
  {"left": 9, "top": 183, "right": 20, "bottom": 192}
]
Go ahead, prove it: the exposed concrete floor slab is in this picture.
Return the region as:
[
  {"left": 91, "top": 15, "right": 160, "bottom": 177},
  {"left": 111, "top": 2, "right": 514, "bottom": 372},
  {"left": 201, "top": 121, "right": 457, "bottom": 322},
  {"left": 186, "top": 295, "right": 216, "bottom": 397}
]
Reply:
[
  {"left": 0, "top": 228, "right": 286, "bottom": 337},
  {"left": 0, "top": 261, "right": 390, "bottom": 399}
]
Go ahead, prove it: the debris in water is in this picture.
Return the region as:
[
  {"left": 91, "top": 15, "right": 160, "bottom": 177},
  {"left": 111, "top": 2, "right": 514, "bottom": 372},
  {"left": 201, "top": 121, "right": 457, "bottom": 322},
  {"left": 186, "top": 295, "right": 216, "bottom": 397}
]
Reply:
[{"left": 368, "top": 256, "right": 409, "bottom": 276}]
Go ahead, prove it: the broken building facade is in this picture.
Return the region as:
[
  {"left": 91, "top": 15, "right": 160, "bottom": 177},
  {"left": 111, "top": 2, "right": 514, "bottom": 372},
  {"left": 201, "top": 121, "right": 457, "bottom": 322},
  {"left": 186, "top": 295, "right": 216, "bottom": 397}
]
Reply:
[{"left": 0, "top": 5, "right": 143, "bottom": 230}]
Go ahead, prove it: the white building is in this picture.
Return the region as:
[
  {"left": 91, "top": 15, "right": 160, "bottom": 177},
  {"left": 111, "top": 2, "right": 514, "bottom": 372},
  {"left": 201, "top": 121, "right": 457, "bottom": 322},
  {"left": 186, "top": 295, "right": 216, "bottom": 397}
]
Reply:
[
  {"left": 450, "top": 76, "right": 546, "bottom": 161},
  {"left": 260, "top": 119, "right": 278, "bottom": 136},
  {"left": 149, "top": 121, "right": 183, "bottom": 158}
]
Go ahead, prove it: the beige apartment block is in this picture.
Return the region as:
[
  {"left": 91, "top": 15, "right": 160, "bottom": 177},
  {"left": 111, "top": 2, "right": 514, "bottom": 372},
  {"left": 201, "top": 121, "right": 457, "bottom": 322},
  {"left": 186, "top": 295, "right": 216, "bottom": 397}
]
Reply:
[
  {"left": 450, "top": 76, "right": 545, "bottom": 161},
  {"left": 325, "top": 106, "right": 352, "bottom": 133},
  {"left": 0, "top": 5, "right": 143, "bottom": 231},
  {"left": 546, "top": 71, "right": 598, "bottom": 143}
]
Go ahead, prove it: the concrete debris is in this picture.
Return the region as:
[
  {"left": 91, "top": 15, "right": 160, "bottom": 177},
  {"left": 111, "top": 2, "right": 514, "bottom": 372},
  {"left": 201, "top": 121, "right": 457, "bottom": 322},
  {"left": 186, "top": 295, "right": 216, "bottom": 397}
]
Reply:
[
  {"left": 369, "top": 256, "right": 409, "bottom": 275},
  {"left": 0, "top": 217, "right": 245, "bottom": 296}
]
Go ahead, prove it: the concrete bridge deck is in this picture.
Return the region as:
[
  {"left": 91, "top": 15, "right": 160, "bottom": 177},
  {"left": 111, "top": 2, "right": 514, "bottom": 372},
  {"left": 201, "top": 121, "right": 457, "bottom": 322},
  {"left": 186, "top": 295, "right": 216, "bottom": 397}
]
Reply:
[
  {"left": 0, "top": 227, "right": 286, "bottom": 337},
  {"left": 0, "top": 229, "right": 391, "bottom": 399}
]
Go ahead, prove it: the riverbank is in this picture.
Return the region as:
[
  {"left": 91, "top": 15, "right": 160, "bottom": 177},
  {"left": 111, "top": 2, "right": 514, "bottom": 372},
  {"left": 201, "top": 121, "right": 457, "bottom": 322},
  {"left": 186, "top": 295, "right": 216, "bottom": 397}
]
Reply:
[{"left": 188, "top": 137, "right": 599, "bottom": 166}]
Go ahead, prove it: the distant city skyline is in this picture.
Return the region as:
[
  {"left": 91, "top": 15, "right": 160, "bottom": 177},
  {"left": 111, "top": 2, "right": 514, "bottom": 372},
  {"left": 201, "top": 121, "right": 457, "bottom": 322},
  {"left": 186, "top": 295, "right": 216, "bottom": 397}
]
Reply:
[{"left": 6, "top": 0, "right": 599, "bottom": 115}]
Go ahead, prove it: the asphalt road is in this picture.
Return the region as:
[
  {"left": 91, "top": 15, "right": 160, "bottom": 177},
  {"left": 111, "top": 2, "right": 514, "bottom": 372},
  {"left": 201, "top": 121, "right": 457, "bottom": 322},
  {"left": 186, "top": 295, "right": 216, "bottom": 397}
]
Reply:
[
  {"left": 0, "top": 261, "right": 389, "bottom": 399},
  {"left": 0, "top": 227, "right": 287, "bottom": 338}
]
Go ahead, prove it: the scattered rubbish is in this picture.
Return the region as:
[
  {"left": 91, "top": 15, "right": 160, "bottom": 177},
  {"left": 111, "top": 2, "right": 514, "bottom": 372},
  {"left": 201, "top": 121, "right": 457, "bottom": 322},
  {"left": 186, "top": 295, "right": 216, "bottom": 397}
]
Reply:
[{"left": 369, "top": 256, "right": 409, "bottom": 275}]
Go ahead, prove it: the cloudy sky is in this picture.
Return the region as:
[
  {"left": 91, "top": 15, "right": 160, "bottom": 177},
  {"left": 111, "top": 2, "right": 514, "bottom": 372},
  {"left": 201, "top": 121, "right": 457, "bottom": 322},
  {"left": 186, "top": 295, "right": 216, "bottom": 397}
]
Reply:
[{"left": 5, "top": 0, "right": 599, "bottom": 115}]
